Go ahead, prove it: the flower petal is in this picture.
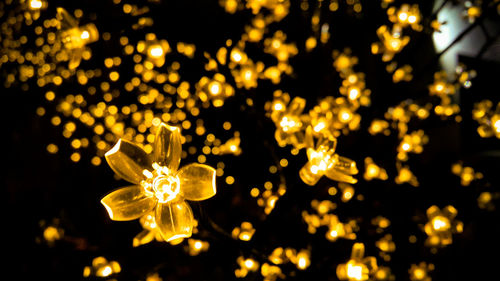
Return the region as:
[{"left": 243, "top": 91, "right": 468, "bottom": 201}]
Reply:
[
  {"left": 101, "top": 185, "right": 157, "bottom": 221},
  {"left": 153, "top": 123, "right": 182, "bottom": 172},
  {"left": 105, "top": 139, "right": 153, "bottom": 184},
  {"left": 178, "top": 163, "right": 217, "bottom": 201},
  {"left": 155, "top": 200, "right": 194, "bottom": 242},
  {"left": 299, "top": 162, "right": 323, "bottom": 186},
  {"left": 325, "top": 169, "right": 358, "bottom": 184}
]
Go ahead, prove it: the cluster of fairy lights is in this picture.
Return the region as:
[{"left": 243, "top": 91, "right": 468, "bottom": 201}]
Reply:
[{"left": 5, "top": 0, "right": 499, "bottom": 280}]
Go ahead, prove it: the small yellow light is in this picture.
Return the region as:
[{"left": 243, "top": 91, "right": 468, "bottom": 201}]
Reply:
[
  {"left": 149, "top": 45, "right": 164, "bottom": 58},
  {"left": 208, "top": 81, "right": 222, "bottom": 95},
  {"left": 398, "top": 12, "right": 408, "bottom": 21},
  {"left": 244, "top": 259, "right": 254, "bottom": 269},
  {"left": 347, "top": 263, "right": 363, "bottom": 280},
  {"left": 81, "top": 30, "right": 90, "bottom": 40},
  {"left": 30, "top": 0, "right": 43, "bottom": 9},
  {"left": 402, "top": 142, "right": 411, "bottom": 151},
  {"left": 431, "top": 216, "right": 450, "bottom": 231}
]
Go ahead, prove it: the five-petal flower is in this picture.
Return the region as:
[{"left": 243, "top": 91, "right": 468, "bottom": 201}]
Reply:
[{"left": 101, "top": 123, "right": 217, "bottom": 242}]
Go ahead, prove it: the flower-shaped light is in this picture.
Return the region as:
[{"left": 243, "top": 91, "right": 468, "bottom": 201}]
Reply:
[
  {"left": 56, "top": 7, "right": 99, "bottom": 70},
  {"left": 339, "top": 72, "right": 371, "bottom": 106},
  {"left": 473, "top": 100, "right": 500, "bottom": 139},
  {"left": 267, "top": 91, "right": 308, "bottom": 149},
  {"left": 101, "top": 123, "right": 217, "bottom": 242},
  {"left": 363, "top": 157, "right": 388, "bottom": 181},
  {"left": 409, "top": 262, "right": 434, "bottom": 281},
  {"left": 299, "top": 127, "right": 358, "bottom": 186},
  {"left": 424, "top": 205, "right": 463, "bottom": 248},
  {"left": 397, "top": 130, "right": 428, "bottom": 161},
  {"left": 337, "top": 243, "right": 378, "bottom": 281},
  {"left": 196, "top": 73, "right": 235, "bottom": 107},
  {"left": 83, "top": 257, "right": 121, "bottom": 278},
  {"left": 264, "top": 31, "right": 298, "bottom": 63},
  {"left": 332, "top": 49, "right": 358, "bottom": 77},
  {"left": 451, "top": 162, "right": 483, "bottom": 186},
  {"left": 371, "top": 25, "right": 409, "bottom": 62},
  {"left": 137, "top": 33, "right": 171, "bottom": 68}
]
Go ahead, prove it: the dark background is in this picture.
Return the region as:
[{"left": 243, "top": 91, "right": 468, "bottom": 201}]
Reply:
[{"left": 4, "top": 0, "right": 500, "bottom": 280}]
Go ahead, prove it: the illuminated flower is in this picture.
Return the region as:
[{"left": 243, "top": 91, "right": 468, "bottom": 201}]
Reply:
[
  {"left": 473, "top": 100, "right": 500, "bottom": 139},
  {"left": 299, "top": 127, "right": 358, "bottom": 186},
  {"left": 339, "top": 72, "right": 371, "bottom": 106},
  {"left": 371, "top": 25, "right": 410, "bottom": 62},
  {"left": 409, "top": 262, "right": 434, "bottom": 281},
  {"left": 363, "top": 157, "right": 388, "bottom": 181},
  {"left": 137, "top": 33, "right": 171, "bottom": 68},
  {"left": 337, "top": 243, "right": 378, "bottom": 281},
  {"left": 267, "top": 91, "right": 308, "bottom": 149},
  {"left": 451, "top": 162, "right": 483, "bottom": 186},
  {"left": 395, "top": 163, "right": 419, "bottom": 187},
  {"left": 196, "top": 73, "right": 235, "bottom": 107},
  {"left": 101, "top": 123, "right": 217, "bottom": 242},
  {"left": 264, "top": 31, "right": 298, "bottom": 62},
  {"left": 56, "top": 7, "right": 99, "bottom": 70},
  {"left": 397, "top": 130, "right": 428, "bottom": 161},
  {"left": 232, "top": 221, "right": 256, "bottom": 241},
  {"left": 235, "top": 256, "right": 259, "bottom": 278},
  {"left": 83, "top": 256, "right": 121, "bottom": 278},
  {"left": 186, "top": 238, "right": 209, "bottom": 256},
  {"left": 332, "top": 49, "right": 358, "bottom": 76},
  {"left": 424, "top": 205, "right": 463, "bottom": 248}
]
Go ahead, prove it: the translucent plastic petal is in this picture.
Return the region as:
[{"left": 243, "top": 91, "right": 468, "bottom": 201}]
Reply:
[
  {"left": 299, "top": 162, "right": 323, "bottom": 186},
  {"left": 153, "top": 123, "right": 182, "bottom": 172},
  {"left": 288, "top": 97, "right": 306, "bottom": 115},
  {"left": 101, "top": 185, "right": 157, "bottom": 221},
  {"left": 325, "top": 168, "right": 358, "bottom": 184},
  {"left": 177, "top": 163, "right": 217, "bottom": 201},
  {"left": 133, "top": 229, "right": 156, "bottom": 247},
  {"left": 155, "top": 200, "right": 194, "bottom": 242},
  {"left": 105, "top": 139, "right": 153, "bottom": 184}
]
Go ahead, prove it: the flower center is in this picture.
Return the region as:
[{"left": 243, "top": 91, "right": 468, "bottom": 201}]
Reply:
[
  {"left": 142, "top": 164, "right": 181, "bottom": 203},
  {"left": 152, "top": 175, "right": 180, "bottom": 203}
]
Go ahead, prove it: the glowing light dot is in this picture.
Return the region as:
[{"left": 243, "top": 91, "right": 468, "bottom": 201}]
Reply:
[
  {"left": 244, "top": 259, "right": 254, "bottom": 269},
  {"left": 398, "top": 12, "right": 408, "bottom": 21},
  {"left": 81, "top": 30, "right": 90, "bottom": 40},
  {"left": 432, "top": 216, "right": 450, "bottom": 231},
  {"left": 149, "top": 46, "right": 164, "bottom": 58},
  {"left": 208, "top": 81, "right": 222, "bottom": 95},
  {"left": 347, "top": 264, "right": 363, "bottom": 280},
  {"left": 30, "top": 0, "right": 43, "bottom": 9},
  {"left": 402, "top": 143, "right": 411, "bottom": 151}
]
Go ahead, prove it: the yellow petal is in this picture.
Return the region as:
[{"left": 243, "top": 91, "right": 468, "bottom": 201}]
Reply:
[
  {"left": 177, "top": 163, "right": 217, "bottom": 201},
  {"left": 101, "top": 185, "right": 157, "bottom": 221},
  {"left": 133, "top": 229, "right": 156, "bottom": 247},
  {"left": 325, "top": 168, "right": 358, "bottom": 184},
  {"left": 155, "top": 200, "right": 194, "bottom": 242},
  {"left": 105, "top": 139, "right": 153, "bottom": 184},
  {"left": 153, "top": 123, "right": 182, "bottom": 172},
  {"left": 299, "top": 162, "right": 323, "bottom": 186}
]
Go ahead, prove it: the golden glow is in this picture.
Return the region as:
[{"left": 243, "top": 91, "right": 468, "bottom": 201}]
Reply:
[
  {"left": 149, "top": 45, "right": 164, "bottom": 58},
  {"left": 347, "top": 263, "right": 363, "bottom": 280},
  {"left": 101, "top": 123, "right": 217, "bottom": 242},
  {"left": 30, "top": 0, "right": 43, "bottom": 9},
  {"left": 431, "top": 216, "right": 450, "bottom": 231}
]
